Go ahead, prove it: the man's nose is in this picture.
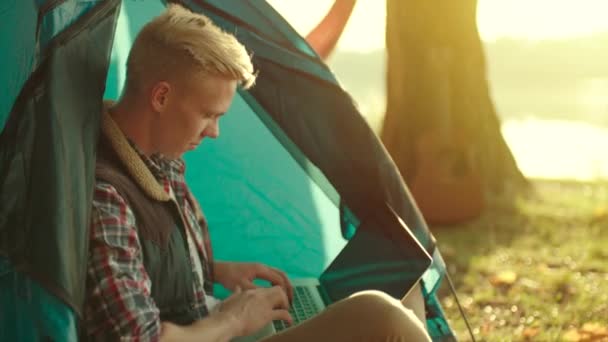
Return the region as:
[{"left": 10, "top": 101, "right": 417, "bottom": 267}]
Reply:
[{"left": 206, "top": 120, "right": 220, "bottom": 139}]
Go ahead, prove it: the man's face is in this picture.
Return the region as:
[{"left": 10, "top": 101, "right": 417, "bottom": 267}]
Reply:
[{"left": 153, "top": 74, "right": 237, "bottom": 159}]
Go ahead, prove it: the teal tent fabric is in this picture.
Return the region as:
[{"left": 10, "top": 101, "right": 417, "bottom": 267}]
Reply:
[
  {"left": 0, "top": 1, "right": 456, "bottom": 340},
  {"left": 0, "top": 258, "right": 79, "bottom": 341}
]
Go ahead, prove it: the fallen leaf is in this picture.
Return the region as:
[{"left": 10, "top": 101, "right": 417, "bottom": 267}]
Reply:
[
  {"left": 581, "top": 322, "right": 608, "bottom": 338},
  {"left": 562, "top": 329, "right": 583, "bottom": 341},
  {"left": 522, "top": 327, "right": 539, "bottom": 339},
  {"left": 590, "top": 207, "right": 608, "bottom": 225},
  {"left": 481, "top": 323, "right": 493, "bottom": 335},
  {"left": 490, "top": 270, "right": 518, "bottom": 287},
  {"left": 593, "top": 207, "right": 608, "bottom": 218}
]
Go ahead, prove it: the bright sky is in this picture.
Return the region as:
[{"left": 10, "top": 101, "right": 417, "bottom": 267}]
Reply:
[{"left": 268, "top": 0, "right": 608, "bottom": 51}]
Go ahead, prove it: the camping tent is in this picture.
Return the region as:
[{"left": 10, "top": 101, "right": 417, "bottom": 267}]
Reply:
[{"left": 0, "top": 0, "right": 455, "bottom": 340}]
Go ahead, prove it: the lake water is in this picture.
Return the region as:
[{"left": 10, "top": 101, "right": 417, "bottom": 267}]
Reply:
[
  {"left": 365, "top": 113, "right": 608, "bottom": 181},
  {"left": 502, "top": 118, "right": 608, "bottom": 181}
]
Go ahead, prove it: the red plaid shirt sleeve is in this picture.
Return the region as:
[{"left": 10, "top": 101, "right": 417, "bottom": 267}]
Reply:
[{"left": 85, "top": 182, "right": 161, "bottom": 341}]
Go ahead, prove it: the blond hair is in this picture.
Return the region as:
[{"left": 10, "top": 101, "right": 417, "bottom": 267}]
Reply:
[{"left": 125, "top": 4, "right": 255, "bottom": 94}]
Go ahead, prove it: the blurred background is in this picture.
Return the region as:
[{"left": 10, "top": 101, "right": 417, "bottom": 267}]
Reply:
[
  {"left": 271, "top": 0, "right": 608, "bottom": 181},
  {"left": 270, "top": 1, "right": 608, "bottom": 340}
]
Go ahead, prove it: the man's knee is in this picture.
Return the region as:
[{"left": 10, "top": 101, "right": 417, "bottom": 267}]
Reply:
[
  {"left": 347, "top": 290, "right": 399, "bottom": 312},
  {"left": 344, "top": 291, "right": 431, "bottom": 341}
]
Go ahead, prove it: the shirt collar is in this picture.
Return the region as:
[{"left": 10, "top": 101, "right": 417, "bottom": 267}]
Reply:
[{"left": 127, "top": 140, "right": 187, "bottom": 180}]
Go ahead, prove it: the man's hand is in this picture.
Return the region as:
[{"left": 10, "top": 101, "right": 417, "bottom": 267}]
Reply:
[
  {"left": 214, "top": 261, "right": 293, "bottom": 303},
  {"left": 161, "top": 286, "right": 291, "bottom": 342},
  {"left": 215, "top": 286, "right": 293, "bottom": 337}
]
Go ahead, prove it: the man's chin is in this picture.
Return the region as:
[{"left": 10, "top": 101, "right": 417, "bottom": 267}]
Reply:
[
  {"left": 163, "top": 144, "right": 198, "bottom": 159},
  {"left": 174, "top": 144, "right": 197, "bottom": 158},
  {"left": 162, "top": 150, "right": 185, "bottom": 160},
  {"left": 187, "top": 142, "right": 200, "bottom": 151}
]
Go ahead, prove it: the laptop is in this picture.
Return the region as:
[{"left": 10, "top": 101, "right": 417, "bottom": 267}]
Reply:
[{"left": 233, "top": 203, "right": 433, "bottom": 341}]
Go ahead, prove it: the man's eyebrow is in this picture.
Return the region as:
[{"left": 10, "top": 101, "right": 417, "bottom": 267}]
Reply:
[{"left": 202, "top": 110, "right": 226, "bottom": 117}]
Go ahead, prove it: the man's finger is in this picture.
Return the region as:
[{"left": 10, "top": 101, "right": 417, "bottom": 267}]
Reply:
[
  {"left": 271, "top": 309, "right": 293, "bottom": 326},
  {"left": 258, "top": 266, "right": 293, "bottom": 303},
  {"left": 272, "top": 267, "right": 294, "bottom": 304},
  {"left": 240, "top": 281, "right": 257, "bottom": 291},
  {"left": 256, "top": 266, "right": 285, "bottom": 288},
  {"left": 266, "top": 285, "right": 290, "bottom": 311},
  {"left": 253, "top": 265, "right": 293, "bottom": 305}
]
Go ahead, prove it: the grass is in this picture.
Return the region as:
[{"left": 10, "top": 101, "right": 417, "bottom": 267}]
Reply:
[{"left": 433, "top": 179, "right": 608, "bottom": 341}]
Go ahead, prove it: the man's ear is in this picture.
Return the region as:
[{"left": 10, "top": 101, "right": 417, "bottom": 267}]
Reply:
[{"left": 151, "top": 81, "right": 171, "bottom": 113}]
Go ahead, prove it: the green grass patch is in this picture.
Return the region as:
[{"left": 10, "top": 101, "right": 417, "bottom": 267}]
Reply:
[{"left": 434, "top": 179, "right": 608, "bottom": 341}]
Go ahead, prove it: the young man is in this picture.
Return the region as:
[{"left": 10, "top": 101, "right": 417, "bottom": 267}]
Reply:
[{"left": 85, "top": 4, "right": 431, "bottom": 342}]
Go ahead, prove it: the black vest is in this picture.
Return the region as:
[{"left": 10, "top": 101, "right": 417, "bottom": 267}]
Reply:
[{"left": 95, "top": 136, "right": 210, "bottom": 325}]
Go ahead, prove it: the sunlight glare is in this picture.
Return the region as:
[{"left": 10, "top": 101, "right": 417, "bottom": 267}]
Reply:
[
  {"left": 478, "top": 0, "right": 608, "bottom": 41},
  {"left": 268, "top": 0, "right": 608, "bottom": 51}
]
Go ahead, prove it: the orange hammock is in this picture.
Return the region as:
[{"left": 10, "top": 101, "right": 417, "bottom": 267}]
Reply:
[{"left": 305, "top": 0, "right": 357, "bottom": 60}]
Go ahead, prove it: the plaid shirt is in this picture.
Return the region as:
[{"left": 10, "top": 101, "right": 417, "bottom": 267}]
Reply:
[{"left": 84, "top": 144, "right": 213, "bottom": 341}]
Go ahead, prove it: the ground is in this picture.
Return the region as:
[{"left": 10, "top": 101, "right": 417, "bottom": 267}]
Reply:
[{"left": 433, "top": 179, "right": 608, "bottom": 341}]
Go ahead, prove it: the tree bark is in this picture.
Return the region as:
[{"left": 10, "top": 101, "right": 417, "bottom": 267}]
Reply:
[{"left": 381, "top": 0, "right": 527, "bottom": 199}]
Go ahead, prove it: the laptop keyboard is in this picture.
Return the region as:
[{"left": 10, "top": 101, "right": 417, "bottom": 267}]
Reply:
[{"left": 273, "top": 286, "right": 322, "bottom": 331}]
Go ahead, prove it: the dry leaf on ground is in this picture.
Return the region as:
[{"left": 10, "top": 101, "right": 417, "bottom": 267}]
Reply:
[
  {"left": 562, "top": 329, "right": 583, "bottom": 341},
  {"left": 581, "top": 322, "right": 608, "bottom": 338},
  {"left": 562, "top": 323, "right": 608, "bottom": 342},
  {"left": 489, "top": 270, "right": 518, "bottom": 287},
  {"left": 522, "top": 327, "right": 539, "bottom": 339}
]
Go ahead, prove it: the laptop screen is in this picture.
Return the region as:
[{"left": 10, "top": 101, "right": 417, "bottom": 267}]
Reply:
[{"left": 319, "top": 202, "right": 433, "bottom": 302}]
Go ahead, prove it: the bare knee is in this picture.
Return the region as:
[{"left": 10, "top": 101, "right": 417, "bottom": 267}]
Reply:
[
  {"left": 348, "top": 290, "right": 397, "bottom": 307},
  {"left": 345, "top": 291, "right": 431, "bottom": 341}
]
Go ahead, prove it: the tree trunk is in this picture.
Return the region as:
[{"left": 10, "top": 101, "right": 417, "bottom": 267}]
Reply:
[{"left": 381, "top": 0, "right": 527, "bottom": 207}]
